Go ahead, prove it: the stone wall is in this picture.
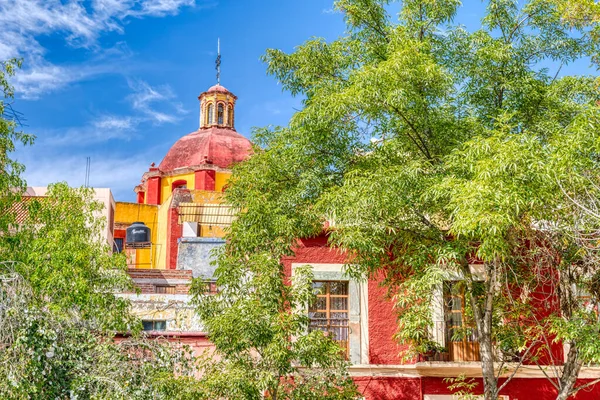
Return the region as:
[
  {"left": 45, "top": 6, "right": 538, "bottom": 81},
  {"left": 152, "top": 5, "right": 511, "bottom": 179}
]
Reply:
[{"left": 176, "top": 237, "right": 225, "bottom": 279}]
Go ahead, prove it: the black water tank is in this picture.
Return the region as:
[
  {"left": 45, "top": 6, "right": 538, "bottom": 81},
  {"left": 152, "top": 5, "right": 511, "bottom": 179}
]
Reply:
[{"left": 126, "top": 222, "right": 151, "bottom": 245}]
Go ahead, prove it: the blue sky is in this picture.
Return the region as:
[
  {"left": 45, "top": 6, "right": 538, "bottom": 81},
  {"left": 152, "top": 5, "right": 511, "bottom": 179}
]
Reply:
[{"left": 2, "top": 0, "right": 594, "bottom": 201}]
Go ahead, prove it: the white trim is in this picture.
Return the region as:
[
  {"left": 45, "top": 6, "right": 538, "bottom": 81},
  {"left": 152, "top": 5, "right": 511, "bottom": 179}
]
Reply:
[
  {"left": 348, "top": 363, "right": 600, "bottom": 379},
  {"left": 292, "top": 263, "right": 347, "bottom": 272},
  {"left": 424, "top": 396, "right": 509, "bottom": 400},
  {"left": 431, "top": 283, "right": 445, "bottom": 347},
  {"left": 291, "top": 263, "right": 365, "bottom": 365},
  {"left": 359, "top": 280, "right": 370, "bottom": 364}
]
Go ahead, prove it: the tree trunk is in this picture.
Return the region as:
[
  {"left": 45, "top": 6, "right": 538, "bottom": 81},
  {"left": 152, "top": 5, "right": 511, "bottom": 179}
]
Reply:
[
  {"left": 462, "top": 260, "right": 500, "bottom": 400},
  {"left": 480, "top": 338, "right": 500, "bottom": 400},
  {"left": 554, "top": 266, "right": 582, "bottom": 400},
  {"left": 555, "top": 341, "right": 583, "bottom": 400}
]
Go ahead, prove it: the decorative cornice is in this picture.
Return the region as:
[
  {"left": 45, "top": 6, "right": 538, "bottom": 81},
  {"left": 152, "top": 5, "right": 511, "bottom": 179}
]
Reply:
[{"left": 347, "top": 363, "right": 600, "bottom": 379}]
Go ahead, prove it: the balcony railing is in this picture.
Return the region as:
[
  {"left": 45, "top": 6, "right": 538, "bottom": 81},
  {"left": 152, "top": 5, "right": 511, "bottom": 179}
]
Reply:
[{"left": 419, "top": 320, "right": 481, "bottom": 362}]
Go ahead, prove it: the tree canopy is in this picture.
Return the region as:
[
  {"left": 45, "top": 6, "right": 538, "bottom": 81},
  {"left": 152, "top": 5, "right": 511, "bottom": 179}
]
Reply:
[
  {"left": 208, "top": 0, "right": 600, "bottom": 399},
  {"left": 0, "top": 64, "right": 195, "bottom": 399}
]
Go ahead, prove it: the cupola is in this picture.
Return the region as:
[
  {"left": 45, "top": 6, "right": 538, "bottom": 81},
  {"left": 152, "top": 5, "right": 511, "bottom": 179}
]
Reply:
[{"left": 198, "top": 84, "right": 237, "bottom": 130}]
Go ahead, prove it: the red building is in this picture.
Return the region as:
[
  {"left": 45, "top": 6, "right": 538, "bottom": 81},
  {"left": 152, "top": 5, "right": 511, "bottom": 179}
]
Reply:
[{"left": 117, "top": 79, "right": 600, "bottom": 400}]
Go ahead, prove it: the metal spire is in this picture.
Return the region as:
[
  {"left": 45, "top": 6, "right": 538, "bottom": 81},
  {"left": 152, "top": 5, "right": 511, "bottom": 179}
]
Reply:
[{"left": 216, "top": 38, "right": 221, "bottom": 85}]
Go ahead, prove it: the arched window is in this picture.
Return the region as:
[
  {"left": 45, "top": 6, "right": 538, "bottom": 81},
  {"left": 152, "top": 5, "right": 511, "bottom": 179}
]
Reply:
[
  {"left": 207, "top": 103, "right": 214, "bottom": 125},
  {"left": 172, "top": 180, "right": 187, "bottom": 191},
  {"left": 217, "top": 104, "right": 224, "bottom": 125},
  {"left": 228, "top": 105, "right": 233, "bottom": 127}
]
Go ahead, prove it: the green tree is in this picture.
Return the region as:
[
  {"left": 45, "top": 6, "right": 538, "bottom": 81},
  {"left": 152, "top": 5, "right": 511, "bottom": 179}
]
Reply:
[
  {"left": 191, "top": 240, "right": 358, "bottom": 398},
  {"left": 214, "top": 1, "right": 600, "bottom": 399},
  {"left": 0, "top": 64, "right": 194, "bottom": 399},
  {"left": 0, "top": 59, "right": 34, "bottom": 232}
]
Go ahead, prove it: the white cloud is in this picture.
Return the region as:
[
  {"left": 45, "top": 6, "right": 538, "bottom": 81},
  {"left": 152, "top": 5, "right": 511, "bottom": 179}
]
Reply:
[
  {"left": 127, "top": 79, "right": 187, "bottom": 124},
  {"left": 0, "top": 0, "right": 200, "bottom": 98},
  {"left": 31, "top": 80, "right": 188, "bottom": 147},
  {"left": 36, "top": 125, "right": 135, "bottom": 147},
  {"left": 19, "top": 151, "right": 154, "bottom": 201},
  {"left": 94, "top": 115, "right": 137, "bottom": 130}
]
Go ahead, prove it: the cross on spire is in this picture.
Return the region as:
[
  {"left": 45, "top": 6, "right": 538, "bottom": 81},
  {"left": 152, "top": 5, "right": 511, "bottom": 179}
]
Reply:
[{"left": 216, "top": 38, "right": 221, "bottom": 85}]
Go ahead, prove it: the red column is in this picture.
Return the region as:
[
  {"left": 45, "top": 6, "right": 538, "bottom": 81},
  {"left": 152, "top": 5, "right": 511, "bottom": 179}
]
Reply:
[
  {"left": 146, "top": 176, "right": 161, "bottom": 205},
  {"left": 166, "top": 207, "right": 182, "bottom": 270},
  {"left": 194, "top": 169, "right": 216, "bottom": 191},
  {"left": 136, "top": 191, "right": 145, "bottom": 204}
]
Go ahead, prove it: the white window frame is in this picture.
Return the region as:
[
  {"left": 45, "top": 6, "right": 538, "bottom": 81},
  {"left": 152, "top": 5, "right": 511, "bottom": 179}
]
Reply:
[{"left": 291, "top": 263, "right": 368, "bottom": 365}]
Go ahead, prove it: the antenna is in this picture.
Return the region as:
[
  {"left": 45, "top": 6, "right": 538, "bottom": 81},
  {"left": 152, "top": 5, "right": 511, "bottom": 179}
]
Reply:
[
  {"left": 84, "top": 157, "right": 91, "bottom": 187},
  {"left": 216, "top": 38, "right": 221, "bottom": 85}
]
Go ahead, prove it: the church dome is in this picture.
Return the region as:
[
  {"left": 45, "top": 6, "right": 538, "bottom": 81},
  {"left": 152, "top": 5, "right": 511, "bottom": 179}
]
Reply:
[
  {"left": 205, "top": 84, "right": 231, "bottom": 94},
  {"left": 159, "top": 127, "right": 252, "bottom": 171}
]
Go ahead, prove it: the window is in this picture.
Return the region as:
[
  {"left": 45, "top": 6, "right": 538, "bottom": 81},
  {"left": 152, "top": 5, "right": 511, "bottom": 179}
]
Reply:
[
  {"left": 171, "top": 180, "right": 187, "bottom": 191},
  {"left": 444, "top": 281, "right": 480, "bottom": 361},
  {"left": 113, "top": 238, "right": 123, "bottom": 253},
  {"left": 218, "top": 103, "right": 224, "bottom": 125},
  {"left": 142, "top": 320, "right": 166, "bottom": 331},
  {"left": 309, "top": 281, "right": 349, "bottom": 358},
  {"left": 228, "top": 104, "right": 233, "bottom": 126},
  {"left": 155, "top": 285, "right": 176, "bottom": 294},
  {"left": 207, "top": 103, "right": 214, "bottom": 124}
]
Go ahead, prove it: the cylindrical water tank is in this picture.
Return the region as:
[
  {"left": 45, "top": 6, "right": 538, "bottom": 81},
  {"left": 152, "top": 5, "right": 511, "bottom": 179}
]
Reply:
[{"left": 126, "top": 222, "right": 151, "bottom": 245}]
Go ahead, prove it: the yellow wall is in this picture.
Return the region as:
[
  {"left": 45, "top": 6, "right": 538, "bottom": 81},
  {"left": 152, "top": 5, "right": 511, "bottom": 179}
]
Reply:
[
  {"left": 160, "top": 172, "right": 195, "bottom": 205},
  {"left": 154, "top": 193, "right": 172, "bottom": 269},
  {"left": 127, "top": 171, "right": 233, "bottom": 269},
  {"left": 215, "top": 171, "right": 231, "bottom": 192},
  {"left": 156, "top": 170, "right": 230, "bottom": 201},
  {"left": 115, "top": 202, "right": 158, "bottom": 269}
]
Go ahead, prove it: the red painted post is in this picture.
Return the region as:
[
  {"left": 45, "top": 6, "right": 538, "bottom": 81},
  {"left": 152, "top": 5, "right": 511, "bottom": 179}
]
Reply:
[{"left": 194, "top": 169, "right": 216, "bottom": 191}]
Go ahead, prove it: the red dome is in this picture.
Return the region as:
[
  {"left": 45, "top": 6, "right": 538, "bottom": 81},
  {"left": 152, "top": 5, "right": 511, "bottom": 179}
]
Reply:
[
  {"left": 206, "top": 84, "right": 230, "bottom": 94},
  {"left": 159, "top": 127, "right": 252, "bottom": 171}
]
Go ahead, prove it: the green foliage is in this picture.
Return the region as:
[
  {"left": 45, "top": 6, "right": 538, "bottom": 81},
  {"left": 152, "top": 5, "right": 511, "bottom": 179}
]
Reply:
[
  {"left": 0, "top": 59, "right": 34, "bottom": 233},
  {"left": 0, "top": 183, "right": 137, "bottom": 332},
  {"left": 228, "top": 0, "right": 600, "bottom": 398},
  {"left": 0, "top": 63, "right": 193, "bottom": 399},
  {"left": 0, "top": 272, "right": 196, "bottom": 400},
  {"left": 192, "top": 257, "right": 358, "bottom": 399},
  {"left": 444, "top": 374, "right": 480, "bottom": 400}
]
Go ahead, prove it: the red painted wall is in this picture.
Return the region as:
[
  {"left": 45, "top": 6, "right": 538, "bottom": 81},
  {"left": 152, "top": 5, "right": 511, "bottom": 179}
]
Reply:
[
  {"left": 421, "top": 376, "right": 600, "bottom": 400},
  {"left": 282, "top": 235, "right": 407, "bottom": 365},
  {"left": 195, "top": 169, "right": 216, "bottom": 191},
  {"left": 368, "top": 271, "right": 407, "bottom": 365},
  {"left": 279, "top": 234, "right": 600, "bottom": 400},
  {"left": 146, "top": 176, "right": 161, "bottom": 205},
  {"left": 281, "top": 235, "right": 346, "bottom": 278},
  {"left": 355, "top": 377, "right": 421, "bottom": 400},
  {"left": 166, "top": 207, "right": 182, "bottom": 270}
]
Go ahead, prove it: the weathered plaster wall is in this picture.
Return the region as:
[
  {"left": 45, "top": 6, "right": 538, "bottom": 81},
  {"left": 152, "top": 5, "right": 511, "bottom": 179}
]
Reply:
[
  {"left": 177, "top": 237, "right": 225, "bottom": 279},
  {"left": 127, "top": 268, "right": 192, "bottom": 294}
]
